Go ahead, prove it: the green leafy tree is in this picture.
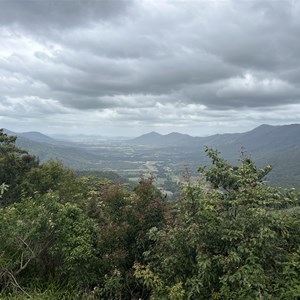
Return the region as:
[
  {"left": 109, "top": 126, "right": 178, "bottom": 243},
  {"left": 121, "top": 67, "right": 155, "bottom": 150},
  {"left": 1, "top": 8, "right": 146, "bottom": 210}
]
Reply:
[
  {"left": 84, "top": 177, "right": 168, "bottom": 299},
  {"left": 0, "top": 192, "right": 98, "bottom": 295},
  {"left": 0, "top": 129, "right": 26, "bottom": 156},
  {"left": 84, "top": 178, "right": 137, "bottom": 299},
  {"left": 135, "top": 148, "right": 300, "bottom": 299},
  {"left": 0, "top": 129, "right": 39, "bottom": 206},
  {"left": 130, "top": 177, "right": 168, "bottom": 263},
  {"left": 21, "top": 160, "right": 87, "bottom": 205}
]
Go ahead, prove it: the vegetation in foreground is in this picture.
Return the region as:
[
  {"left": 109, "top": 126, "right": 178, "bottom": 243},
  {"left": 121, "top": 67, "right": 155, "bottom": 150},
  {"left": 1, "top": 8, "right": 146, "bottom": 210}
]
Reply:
[{"left": 1, "top": 128, "right": 300, "bottom": 299}]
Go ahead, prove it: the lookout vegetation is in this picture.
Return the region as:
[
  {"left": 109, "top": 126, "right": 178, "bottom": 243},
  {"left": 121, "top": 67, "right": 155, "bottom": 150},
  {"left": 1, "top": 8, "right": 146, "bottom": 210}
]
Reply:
[{"left": 0, "top": 128, "right": 300, "bottom": 300}]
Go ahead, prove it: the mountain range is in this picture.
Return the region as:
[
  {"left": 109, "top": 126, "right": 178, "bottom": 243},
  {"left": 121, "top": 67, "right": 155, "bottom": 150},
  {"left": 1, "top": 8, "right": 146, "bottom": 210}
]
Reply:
[
  {"left": 131, "top": 124, "right": 300, "bottom": 186},
  {"left": 130, "top": 124, "right": 300, "bottom": 151},
  {"left": 3, "top": 124, "right": 300, "bottom": 187}
]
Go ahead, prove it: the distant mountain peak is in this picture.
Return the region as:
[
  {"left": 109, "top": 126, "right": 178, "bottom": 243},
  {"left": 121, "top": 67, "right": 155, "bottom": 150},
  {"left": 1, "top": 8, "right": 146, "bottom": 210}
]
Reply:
[
  {"left": 130, "top": 131, "right": 194, "bottom": 146},
  {"left": 19, "top": 131, "right": 57, "bottom": 144},
  {"left": 136, "top": 131, "right": 162, "bottom": 139},
  {"left": 3, "top": 129, "right": 59, "bottom": 145},
  {"left": 256, "top": 124, "right": 274, "bottom": 129},
  {"left": 147, "top": 131, "right": 162, "bottom": 136},
  {"left": 165, "top": 132, "right": 191, "bottom": 137}
]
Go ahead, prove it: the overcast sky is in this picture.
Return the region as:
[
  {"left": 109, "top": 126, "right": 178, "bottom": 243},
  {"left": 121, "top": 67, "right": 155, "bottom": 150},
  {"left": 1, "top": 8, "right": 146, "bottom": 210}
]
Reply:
[{"left": 1, "top": 0, "right": 300, "bottom": 137}]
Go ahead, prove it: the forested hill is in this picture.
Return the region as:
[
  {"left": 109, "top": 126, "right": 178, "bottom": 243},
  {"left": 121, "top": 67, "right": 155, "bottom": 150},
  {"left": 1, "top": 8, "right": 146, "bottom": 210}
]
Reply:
[
  {"left": 3, "top": 128, "right": 101, "bottom": 168},
  {"left": 4, "top": 129, "right": 60, "bottom": 145}
]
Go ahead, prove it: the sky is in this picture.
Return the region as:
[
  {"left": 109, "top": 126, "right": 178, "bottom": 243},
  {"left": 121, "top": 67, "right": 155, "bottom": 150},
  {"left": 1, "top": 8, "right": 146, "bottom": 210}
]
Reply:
[{"left": 1, "top": 0, "right": 300, "bottom": 137}]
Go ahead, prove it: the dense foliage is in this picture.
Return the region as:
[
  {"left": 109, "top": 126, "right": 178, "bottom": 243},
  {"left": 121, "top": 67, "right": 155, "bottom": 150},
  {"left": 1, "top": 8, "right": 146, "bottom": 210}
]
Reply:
[{"left": 1, "top": 129, "right": 300, "bottom": 299}]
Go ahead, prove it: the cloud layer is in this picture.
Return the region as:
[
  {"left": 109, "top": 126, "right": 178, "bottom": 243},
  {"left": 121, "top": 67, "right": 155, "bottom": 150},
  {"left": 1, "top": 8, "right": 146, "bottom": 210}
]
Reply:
[{"left": 1, "top": 0, "right": 300, "bottom": 136}]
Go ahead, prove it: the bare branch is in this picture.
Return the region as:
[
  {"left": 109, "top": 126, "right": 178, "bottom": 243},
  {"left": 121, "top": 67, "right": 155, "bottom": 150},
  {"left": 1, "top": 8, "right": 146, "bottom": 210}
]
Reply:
[{"left": 7, "top": 270, "right": 32, "bottom": 298}]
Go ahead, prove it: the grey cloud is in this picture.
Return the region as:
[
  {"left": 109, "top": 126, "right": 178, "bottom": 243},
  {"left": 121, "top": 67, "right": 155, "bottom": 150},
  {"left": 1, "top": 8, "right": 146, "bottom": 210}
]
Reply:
[
  {"left": 1, "top": 0, "right": 300, "bottom": 135},
  {"left": 179, "top": 76, "right": 300, "bottom": 110},
  {"left": 201, "top": 0, "right": 300, "bottom": 73},
  {"left": 0, "top": 96, "right": 68, "bottom": 119},
  {"left": 55, "top": 27, "right": 169, "bottom": 60},
  {"left": 49, "top": 49, "right": 236, "bottom": 96},
  {"left": 2, "top": 40, "right": 239, "bottom": 110},
  {"left": 0, "top": 0, "right": 132, "bottom": 30}
]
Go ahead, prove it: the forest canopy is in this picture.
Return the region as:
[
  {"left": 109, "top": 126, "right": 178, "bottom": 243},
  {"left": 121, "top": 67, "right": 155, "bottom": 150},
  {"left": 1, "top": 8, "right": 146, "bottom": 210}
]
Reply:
[{"left": 0, "top": 129, "right": 300, "bottom": 299}]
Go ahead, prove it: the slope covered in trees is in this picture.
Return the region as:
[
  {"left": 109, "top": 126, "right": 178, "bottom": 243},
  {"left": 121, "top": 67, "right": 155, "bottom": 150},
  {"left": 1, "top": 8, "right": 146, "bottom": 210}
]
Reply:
[{"left": 1, "top": 129, "right": 300, "bottom": 299}]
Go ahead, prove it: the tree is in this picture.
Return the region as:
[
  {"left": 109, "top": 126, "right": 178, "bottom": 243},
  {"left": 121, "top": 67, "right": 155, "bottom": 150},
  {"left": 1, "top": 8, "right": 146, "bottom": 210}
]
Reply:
[
  {"left": 0, "top": 129, "right": 26, "bottom": 156},
  {"left": 84, "top": 177, "right": 168, "bottom": 299},
  {"left": 0, "top": 192, "right": 98, "bottom": 294},
  {"left": 0, "top": 129, "right": 39, "bottom": 206},
  {"left": 135, "top": 148, "right": 300, "bottom": 299},
  {"left": 21, "top": 160, "right": 87, "bottom": 205}
]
